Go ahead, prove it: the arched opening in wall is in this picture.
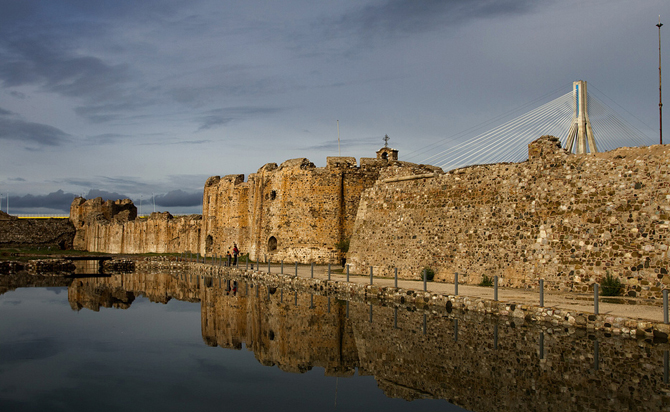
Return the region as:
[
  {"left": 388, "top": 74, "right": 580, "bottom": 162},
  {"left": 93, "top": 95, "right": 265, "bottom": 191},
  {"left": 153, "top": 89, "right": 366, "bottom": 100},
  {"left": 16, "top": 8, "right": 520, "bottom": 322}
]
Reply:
[
  {"left": 381, "top": 152, "right": 388, "bottom": 160},
  {"left": 205, "top": 235, "right": 214, "bottom": 254},
  {"left": 268, "top": 236, "right": 278, "bottom": 252},
  {"left": 270, "top": 190, "right": 277, "bottom": 200}
]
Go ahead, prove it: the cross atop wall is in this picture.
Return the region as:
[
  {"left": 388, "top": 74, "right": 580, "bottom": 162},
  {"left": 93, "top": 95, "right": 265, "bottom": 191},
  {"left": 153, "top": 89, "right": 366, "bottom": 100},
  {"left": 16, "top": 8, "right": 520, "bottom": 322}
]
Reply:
[{"left": 383, "top": 134, "right": 390, "bottom": 147}]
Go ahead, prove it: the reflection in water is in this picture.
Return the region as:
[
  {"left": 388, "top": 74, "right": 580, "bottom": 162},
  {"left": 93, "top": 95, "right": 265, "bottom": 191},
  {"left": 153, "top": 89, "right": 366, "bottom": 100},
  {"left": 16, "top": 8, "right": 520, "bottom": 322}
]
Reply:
[{"left": 3, "top": 270, "right": 670, "bottom": 412}]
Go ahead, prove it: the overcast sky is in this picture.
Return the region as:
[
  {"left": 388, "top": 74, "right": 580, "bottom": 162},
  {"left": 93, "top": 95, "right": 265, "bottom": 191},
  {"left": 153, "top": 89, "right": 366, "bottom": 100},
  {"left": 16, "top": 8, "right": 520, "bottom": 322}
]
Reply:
[{"left": 0, "top": 0, "right": 667, "bottom": 214}]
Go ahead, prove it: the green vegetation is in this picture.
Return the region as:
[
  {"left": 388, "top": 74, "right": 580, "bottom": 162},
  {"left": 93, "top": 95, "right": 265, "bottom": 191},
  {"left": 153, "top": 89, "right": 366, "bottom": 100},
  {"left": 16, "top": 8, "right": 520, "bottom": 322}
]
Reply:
[
  {"left": 479, "top": 274, "right": 494, "bottom": 287},
  {"left": 422, "top": 267, "right": 435, "bottom": 281},
  {"left": 600, "top": 272, "right": 624, "bottom": 296},
  {"left": 335, "top": 238, "right": 350, "bottom": 253}
]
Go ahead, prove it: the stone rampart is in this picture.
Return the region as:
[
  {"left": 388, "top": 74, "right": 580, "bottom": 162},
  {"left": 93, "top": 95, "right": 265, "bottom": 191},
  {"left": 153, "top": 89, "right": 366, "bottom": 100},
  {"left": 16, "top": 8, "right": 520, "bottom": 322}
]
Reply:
[
  {"left": 201, "top": 156, "right": 437, "bottom": 263},
  {"left": 347, "top": 136, "right": 670, "bottom": 298},
  {"left": 70, "top": 197, "right": 202, "bottom": 253}
]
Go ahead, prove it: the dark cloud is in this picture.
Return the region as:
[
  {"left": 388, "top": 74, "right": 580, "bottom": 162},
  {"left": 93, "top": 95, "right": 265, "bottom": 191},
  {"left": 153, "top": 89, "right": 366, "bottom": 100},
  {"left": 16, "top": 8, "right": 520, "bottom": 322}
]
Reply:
[
  {"left": 85, "top": 133, "right": 129, "bottom": 144},
  {"left": 86, "top": 189, "right": 129, "bottom": 201},
  {"left": 305, "top": 136, "right": 380, "bottom": 151},
  {"left": 7, "top": 189, "right": 129, "bottom": 212},
  {"left": 332, "top": 0, "right": 543, "bottom": 39},
  {"left": 196, "top": 107, "right": 282, "bottom": 131},
  {"left": 8, "top": 190, "right": 79, "bottom": 212},
  {"left": 0, "top": 337, "right": 63, "bottom": 364},
  {"left": 0, "top": 37, "right": 131, "bottom": 98},
  {"left": 154, "top": 190, "right": 202, "bottom": 207},
  {"left": 0, "top": 107, "right": 12, "bottom": 115},
  {"left": 0, "top": 115, "right": 71, "bottom": 147}
]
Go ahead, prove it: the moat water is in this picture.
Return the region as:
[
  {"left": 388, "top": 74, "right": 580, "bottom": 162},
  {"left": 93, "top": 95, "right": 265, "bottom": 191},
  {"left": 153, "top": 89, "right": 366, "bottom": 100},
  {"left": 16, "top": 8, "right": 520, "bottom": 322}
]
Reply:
[{"left": 1, "top": 268, "right": 669, "bottom": 412}]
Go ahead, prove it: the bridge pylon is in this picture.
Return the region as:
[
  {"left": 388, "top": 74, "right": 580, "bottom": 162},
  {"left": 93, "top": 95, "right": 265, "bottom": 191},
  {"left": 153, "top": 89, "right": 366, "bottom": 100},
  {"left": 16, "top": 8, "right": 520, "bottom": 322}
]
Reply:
[{"left": 565, "top": 80, "right": 597, "bottom": 154}]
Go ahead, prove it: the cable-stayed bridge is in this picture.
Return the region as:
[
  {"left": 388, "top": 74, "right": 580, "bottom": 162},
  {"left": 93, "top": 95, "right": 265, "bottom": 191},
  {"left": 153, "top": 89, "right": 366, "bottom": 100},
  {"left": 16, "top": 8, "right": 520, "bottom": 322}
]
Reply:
[{"left": 407, "top": 81, "right": 656, "bottom": 171}]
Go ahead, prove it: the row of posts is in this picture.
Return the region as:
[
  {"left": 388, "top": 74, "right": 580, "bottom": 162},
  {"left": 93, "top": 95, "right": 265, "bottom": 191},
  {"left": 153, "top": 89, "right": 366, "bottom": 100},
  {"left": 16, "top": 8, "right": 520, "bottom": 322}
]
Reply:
[{"left": 180, "top": 252, "right": 670, "bottom": 325}]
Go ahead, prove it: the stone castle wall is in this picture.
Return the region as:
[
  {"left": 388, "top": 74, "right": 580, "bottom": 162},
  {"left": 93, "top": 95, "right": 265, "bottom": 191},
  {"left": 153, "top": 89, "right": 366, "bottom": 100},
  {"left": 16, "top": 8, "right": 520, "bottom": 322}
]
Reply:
[
  {"left": 347, "top": 137, "right": 670, "bottom": 298},
  {"left": 69, "top": 137, "right": 670, "bottom": 296},
  {"left": 70, "top": 197, "right": 202, "bottom": 254},
  {"left": 200, "top": 156, "right": 436, "bottom": 263}
]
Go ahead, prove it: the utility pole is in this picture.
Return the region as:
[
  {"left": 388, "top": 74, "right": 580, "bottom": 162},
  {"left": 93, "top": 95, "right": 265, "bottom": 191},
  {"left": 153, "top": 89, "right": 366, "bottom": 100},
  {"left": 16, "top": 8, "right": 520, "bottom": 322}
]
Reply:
[{"left": 658, "top": 16, "right": 663, "bottom": 145}]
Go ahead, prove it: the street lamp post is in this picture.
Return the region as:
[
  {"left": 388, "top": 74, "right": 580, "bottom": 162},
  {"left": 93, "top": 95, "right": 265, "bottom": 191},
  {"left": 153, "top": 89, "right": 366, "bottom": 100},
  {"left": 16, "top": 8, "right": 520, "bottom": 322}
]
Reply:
[{"left": 658, "top": 16, "right": 663, "bottom": 145}]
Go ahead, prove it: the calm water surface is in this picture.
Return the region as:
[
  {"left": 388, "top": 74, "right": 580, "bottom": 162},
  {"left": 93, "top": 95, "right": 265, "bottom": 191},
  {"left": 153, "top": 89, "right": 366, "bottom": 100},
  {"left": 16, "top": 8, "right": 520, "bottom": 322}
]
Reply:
[{"left": 0, "top": 270, "right": 668, "bottom": 412}]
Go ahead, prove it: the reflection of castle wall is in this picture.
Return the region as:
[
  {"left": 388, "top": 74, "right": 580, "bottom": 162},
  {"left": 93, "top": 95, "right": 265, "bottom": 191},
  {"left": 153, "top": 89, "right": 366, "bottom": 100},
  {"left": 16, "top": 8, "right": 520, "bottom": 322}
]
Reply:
[
  {"left": 63, "top": 271, "right": 670, "bottom": 412},
  {"left": 347, "top": 303, "right": 669, "bottom": 411},
  {"left": 201, "top": 280, "right": 359, "bottom": 375},
  {"left": 67, "top": 272, "right": 201, "bottom": 312}
]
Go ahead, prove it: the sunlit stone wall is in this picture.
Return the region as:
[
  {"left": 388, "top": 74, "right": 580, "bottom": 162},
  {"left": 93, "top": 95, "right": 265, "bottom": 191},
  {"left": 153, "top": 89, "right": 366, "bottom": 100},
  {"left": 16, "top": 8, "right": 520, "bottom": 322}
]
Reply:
[
  {"left": 200, "top": 156, "right": 436, "bottom": 263},
  {"left": 348, "top": 136, "right": 670, "bottom": 298},
  {"left": 70, "top": 197, "right": 202, "bottom": 254}
]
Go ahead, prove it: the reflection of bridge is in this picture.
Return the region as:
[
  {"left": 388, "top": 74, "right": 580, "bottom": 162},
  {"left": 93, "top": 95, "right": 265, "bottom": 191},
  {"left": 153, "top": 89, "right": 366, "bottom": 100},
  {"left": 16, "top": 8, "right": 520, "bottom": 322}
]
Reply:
[
  {"left": 408, "top": 81, "right": 655, "bottom": 171},
  {"left": 63, "top": 255, "right": 114, "bottom": 275}
]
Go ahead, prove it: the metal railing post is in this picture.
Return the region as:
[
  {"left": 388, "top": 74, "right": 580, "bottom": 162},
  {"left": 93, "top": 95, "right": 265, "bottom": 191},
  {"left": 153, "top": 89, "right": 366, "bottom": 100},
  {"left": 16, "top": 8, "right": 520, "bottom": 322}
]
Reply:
[
  {"left": 346, "top": 264, "right": 350, "bottom": 282},
  {"left": 540, "top": 279, "right": 544, "bottom": 307},
  {"left": 594, "top": 284, "right": 599, "bottom": 315},
  {"left": 494, "top": 276, "right": 498, "bottom": 301},
  {"left": 664, "top": 289, "right": 669, "bottom": 324},
  {"left": 423, "top": 268, "right": 427, "bottom": 291},
  {"left": 394, "top": 267, "right": 398, "bottom": 288},
  {"left": 454, "top": 272, "right": 459, "bottom": 296},
  {"left": 370, "top": 266, "right": 373, "bottom": 285}
]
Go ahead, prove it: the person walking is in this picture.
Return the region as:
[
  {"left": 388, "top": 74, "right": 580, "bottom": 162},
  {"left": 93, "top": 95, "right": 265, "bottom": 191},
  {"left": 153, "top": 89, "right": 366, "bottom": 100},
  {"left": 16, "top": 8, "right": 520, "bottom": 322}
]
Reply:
[{"left": 233, "top": 243, "right": 239, "bottom": 266}]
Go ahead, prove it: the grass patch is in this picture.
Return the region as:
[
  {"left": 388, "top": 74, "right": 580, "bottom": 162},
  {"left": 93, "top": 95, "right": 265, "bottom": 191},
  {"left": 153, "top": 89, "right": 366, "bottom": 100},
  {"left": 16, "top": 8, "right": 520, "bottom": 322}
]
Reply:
[
  {"left": 600, "top": 272, "right": 624, "bottom": 296},
  {"left": 479, "top": 274, "right": 494, "bottom": 287}
]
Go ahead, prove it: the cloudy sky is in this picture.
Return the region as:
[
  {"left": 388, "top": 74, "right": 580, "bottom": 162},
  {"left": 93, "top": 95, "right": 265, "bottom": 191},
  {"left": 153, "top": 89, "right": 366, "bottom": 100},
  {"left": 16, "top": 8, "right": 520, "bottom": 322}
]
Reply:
[{"left": 0, "top": 0, "right": 667, "bottom": 215}]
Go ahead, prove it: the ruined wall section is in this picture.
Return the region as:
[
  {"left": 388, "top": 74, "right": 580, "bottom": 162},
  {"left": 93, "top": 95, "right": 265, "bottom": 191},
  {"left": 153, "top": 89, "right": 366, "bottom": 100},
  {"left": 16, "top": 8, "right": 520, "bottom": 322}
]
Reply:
[
  {"left": 70, "top": 197, "right": 201, "bottom": 254},
  {"left": 348, "top": 136, "right": 670, "bottom": 298}
]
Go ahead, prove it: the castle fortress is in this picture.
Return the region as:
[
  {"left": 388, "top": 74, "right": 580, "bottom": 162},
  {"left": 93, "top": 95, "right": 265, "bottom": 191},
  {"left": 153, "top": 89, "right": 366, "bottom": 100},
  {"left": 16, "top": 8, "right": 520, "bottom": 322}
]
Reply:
[
  {"left": 71, "top": 137, "right": 670, "bottom": 296},
  {"left": 71, "top": 146, "right": 439, "bottom": 263}
]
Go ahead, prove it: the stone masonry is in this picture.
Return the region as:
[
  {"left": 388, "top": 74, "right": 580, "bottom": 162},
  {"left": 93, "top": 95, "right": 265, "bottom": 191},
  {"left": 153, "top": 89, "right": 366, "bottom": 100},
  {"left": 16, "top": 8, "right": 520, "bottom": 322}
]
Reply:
[
  {"left": 70, "top": 137, "right": 670, "bottom": 297},
  {"left": 70, "top": 197, "right": 202, "bottom": 253},
  {"left": 347, "top": 136, "right": 670, "bottom": 298},
  {"left": 201, "top": 155, "right": 438, "bottom": 263}
]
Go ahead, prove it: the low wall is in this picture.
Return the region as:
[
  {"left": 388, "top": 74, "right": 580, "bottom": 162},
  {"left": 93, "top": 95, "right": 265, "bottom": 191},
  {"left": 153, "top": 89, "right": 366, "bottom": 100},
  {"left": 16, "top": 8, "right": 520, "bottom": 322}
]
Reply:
[{"left": 0, "top": 215, "right": 75, "bottom": 249}]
